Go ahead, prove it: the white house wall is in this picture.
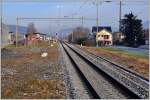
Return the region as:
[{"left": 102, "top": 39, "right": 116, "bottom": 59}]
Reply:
[{"left": 96, "top": 29, "right": 113, "bottom": 45}]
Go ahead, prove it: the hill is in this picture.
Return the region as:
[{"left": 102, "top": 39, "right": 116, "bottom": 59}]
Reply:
[{"left": 8, "top": 25, "right": 27, "bottom": 34}]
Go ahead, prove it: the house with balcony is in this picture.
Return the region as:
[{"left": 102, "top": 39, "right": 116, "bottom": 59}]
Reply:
[{"left": 92, "top": 26, "right": 113, "bottom": 46}]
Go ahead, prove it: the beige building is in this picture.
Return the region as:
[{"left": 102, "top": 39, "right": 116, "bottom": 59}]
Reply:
[
  {"left": 143, "top": 29, "right": 149, "bottom": 45},
  {"left": 96, "top": 29, "right": 113, "bottom": 46},
  {"left": 113, "top": 32, "right": 125, "bottom": 43}
]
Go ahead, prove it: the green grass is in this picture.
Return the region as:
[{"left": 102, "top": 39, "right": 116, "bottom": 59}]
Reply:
[
  {"left": 99, "top": 47, "right": 149, "bottom": 59},
  {"left": 125, "top": 52, "right": 149, "bottom": 59},
  {"left": 4, "top": 44, "right": 20, "bottom": 48},
  {"left": 101, "top": 47, "right": 125, "bottom": 52}
]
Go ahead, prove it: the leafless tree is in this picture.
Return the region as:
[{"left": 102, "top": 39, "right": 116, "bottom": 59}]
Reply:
[{"left": 68, "top": 26, "right": 90, "bottom": 44}]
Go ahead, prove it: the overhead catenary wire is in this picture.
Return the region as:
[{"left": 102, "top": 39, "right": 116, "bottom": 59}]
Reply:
[
  {"left": 2, "top": 0, "right": 148, "bottom": 3},
  {"left": 17, "top": 17, "right": 96, "bottom": 20},
  {"left": 3, "top": 0, "right": 148, "bottom": 47}
]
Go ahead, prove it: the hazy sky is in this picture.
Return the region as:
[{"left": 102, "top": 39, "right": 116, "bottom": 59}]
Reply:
[{"left": 2, "top": 0, "right": 149, "bottom": 35}]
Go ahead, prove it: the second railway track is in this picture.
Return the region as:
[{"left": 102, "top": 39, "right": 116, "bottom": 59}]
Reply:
[{"left": 61, "top": 42, "right": 149, "bottom": 99}]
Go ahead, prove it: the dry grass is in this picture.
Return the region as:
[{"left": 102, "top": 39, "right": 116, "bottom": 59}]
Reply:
[
  {"left": 2, "top": 80, "right": 66, "bottom": 99},
  {"left": 1, "top": 41, "right": 66, "bottom": 99},
  {"left": 78, "top": 46, "right": 149, "bottom": 78}
]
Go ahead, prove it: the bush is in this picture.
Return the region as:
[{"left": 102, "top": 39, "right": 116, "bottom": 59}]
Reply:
[{"left": 76, "top": 37, "right": 87, "bottom": 45}]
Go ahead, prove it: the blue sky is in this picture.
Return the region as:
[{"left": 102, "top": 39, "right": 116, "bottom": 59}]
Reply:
[{"left": 2, "top": 0, "right": 149, "bottom": 35}]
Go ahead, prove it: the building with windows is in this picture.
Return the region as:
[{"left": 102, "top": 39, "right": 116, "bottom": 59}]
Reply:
[
  {"left": 143, "top": 29, "right": 149, "bottom": 45},
  {"left": 113, "top": 32, "right": 125, "bottom": 44},
  {"left": 25, "top": 32, "right": 46, "bottom": 45},
  {"left": 92, "top": 26, "right": 113, "bottom": 46}
]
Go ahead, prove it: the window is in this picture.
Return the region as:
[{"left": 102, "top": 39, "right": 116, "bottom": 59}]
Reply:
[{"left": 104, "top": 35, "right": 109, "bottom": 39}]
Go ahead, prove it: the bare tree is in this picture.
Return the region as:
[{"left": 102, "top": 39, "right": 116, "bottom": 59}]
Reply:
[
  {"left": 27, "top": 22, "right": 37, "bottom": 34},
  {"left": 68, "top": 26, "right": 90, "bottom": 44}
]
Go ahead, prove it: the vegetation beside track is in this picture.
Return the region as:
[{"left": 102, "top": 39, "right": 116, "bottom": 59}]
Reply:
[{"left": 77, "top": 45, "right": 149, "bottom": 78}]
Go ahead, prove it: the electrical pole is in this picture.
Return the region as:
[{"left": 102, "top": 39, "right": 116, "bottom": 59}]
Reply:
[
  {"left": 96, "top": 1, "right": 99, "bottom": 47},
  {"left": 1, "top": 0, "right": 3, "bottom": 40},
  {"left": 81, "top": 16, "right": 84, "bottom": 27},
  {"left": 57, "top": 5, "right": 61, "bottom": 40},
  {"left": 71, "top": 13, "right": 80, "bottom": 43},
  {"left": 72, "top": 14, "right": 74, "bottom": 43},
  {"left": 16, "top": 18, "right": 18, "bottom": 47},
  {"left": 119, "top": 0, "right": 122, "bottom": 32},
  {"left": 94, "top": 1, "right": 112, "bottom": 47}
]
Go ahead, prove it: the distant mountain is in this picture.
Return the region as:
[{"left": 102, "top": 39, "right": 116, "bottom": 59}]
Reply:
[
  {"left": 8, "top": 25, "right": 27, "bottom": 34},
  {"left": 143, "top": 21, "right": 149, "bottom": 29}
]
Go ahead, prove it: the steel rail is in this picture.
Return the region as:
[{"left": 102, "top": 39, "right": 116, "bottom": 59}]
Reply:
[
  {"left": 61, "top": 43, "right": 100, "bottom": 99},
  {"left": 64, "top": 42, "right": 149, "bottom": 99},
  {"left": 62, "top": 43, "right": 137, "bottom": 99}
]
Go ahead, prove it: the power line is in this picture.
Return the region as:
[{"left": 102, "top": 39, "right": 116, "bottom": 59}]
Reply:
[
  {"left": 16, "top": 17, "right": 96, "bottom": 20},
  {"left": 3, "top": 0, "right": 148, "bottom": 3}
]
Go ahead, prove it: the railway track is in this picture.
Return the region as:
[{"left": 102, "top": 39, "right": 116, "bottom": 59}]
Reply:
[{"left": 61, "top": 42, "right": 149, "bottom": 99}]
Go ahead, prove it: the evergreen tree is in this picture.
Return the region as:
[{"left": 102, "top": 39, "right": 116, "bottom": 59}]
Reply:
[{"left": 121, "top": 13, "right": 145, "bottom": 47}]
